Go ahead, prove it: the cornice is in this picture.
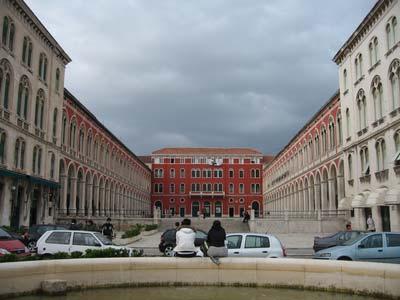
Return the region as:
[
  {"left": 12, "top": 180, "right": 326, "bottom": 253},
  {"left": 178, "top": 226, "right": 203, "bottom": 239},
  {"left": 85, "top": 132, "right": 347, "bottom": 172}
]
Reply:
[{"left": 333, "top": 0, "right": 395, "bottom": 65}]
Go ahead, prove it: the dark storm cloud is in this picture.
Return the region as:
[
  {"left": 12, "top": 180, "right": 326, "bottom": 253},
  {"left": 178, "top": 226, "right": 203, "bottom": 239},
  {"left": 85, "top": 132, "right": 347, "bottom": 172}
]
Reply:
[{"left": 26, "top": 0, "right": 375, "bottom": 154}]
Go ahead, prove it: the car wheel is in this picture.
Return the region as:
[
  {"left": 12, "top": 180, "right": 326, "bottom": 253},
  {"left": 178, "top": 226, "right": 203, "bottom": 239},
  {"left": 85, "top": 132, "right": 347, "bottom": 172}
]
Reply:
[
  {"left": 27, "top": 241, "right": 36, "bottom": 252},
  {"left": 164, "top": 245, "right": 175, "bottom": 257},
  {"left": 338, "top": 256, "right": 352, "bottom": 261}
]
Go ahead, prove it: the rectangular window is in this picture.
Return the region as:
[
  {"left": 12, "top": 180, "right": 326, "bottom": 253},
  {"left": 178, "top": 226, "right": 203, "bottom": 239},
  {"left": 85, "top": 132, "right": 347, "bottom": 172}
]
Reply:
[
  {"left": 46, "top": 232, "right": 71, "bottom": 245},
  {"left": 239, "top": 183, "right": 244, "bottom": 194},
  {"left": 180, "top": 168, "right": 185, "bottom": 178},
  {"left": 191, "top": 169, "right": 196, "bottom": 178},
  {"left": 180, "top": 183, "right": 185, "bottom": 193},
  {"left": 170, "top": 168, "right": 175, "bottom": 178},
  {"left": 239, "top": 170, "right": 244, "bottom": 178},
  {"left": 170, "top": 184, "right": 175, "bottom": 194},
  {"left": 229, "top": 169, "right": 234, "bottom": 178},
  {"left": 229, "top": 183, "right": 234, "bottom": 193},
  {"left": 386, "top": 234, "right": 400, "bottom": 247}
]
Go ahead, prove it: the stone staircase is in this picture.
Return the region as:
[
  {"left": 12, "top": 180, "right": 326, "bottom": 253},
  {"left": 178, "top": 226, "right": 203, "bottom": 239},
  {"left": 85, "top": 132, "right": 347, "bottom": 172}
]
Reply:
[{"left": 159, "top": 218, "right": 249, "bottom": 233}]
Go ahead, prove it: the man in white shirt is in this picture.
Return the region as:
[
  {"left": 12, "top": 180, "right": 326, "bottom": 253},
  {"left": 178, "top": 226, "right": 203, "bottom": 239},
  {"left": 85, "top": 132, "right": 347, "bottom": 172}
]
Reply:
[{"left": 174, "top": 219, "right": 197, "bottom": 257}]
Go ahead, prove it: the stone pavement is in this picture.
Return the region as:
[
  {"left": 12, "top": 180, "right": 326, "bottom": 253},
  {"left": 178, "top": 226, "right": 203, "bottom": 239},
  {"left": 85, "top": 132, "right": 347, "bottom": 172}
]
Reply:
[{"left": 123, "top": 230, "right": 334, "bottom": 257}]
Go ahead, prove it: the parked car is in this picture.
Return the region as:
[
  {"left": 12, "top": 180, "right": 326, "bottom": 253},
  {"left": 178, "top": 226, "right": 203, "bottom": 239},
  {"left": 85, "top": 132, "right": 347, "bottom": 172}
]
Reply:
[
  {"left": 0, "top": 227, "right": 30, "bottom": 257},
  {"left": 159, "top": 228, "right": 207, "bottom": 256},
  {"left": 314, "top": 232, "right": 400, "bottom": 263},
  {"left": 27, "top": 224, "right": 67, "bottom": 251},
  {"left": 36, "top": 230, "right": 132, "bottom": 256},
  {"left": 226, "top": 233, "right": 286, "bottom": 258},
  {"left": 313, "top": 231, "right": 364, "bottom": 252}
]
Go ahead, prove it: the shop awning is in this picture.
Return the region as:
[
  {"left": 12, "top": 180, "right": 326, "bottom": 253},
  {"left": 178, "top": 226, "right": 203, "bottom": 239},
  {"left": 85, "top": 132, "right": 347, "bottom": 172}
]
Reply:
[
  {"left": 338, "top": 197, "right": 352, "bottom": 210},
  {"left": 351, "top": 191, "right": 370, "bottom": 208},
  {"left": 0, "top": 168, "right": 27, "bottom": 180},
  {"left": 0, "top": 168, "right": 59, "bottom": 188},
  {"left": 29, "top": 176, "right": 60, "bottom": 188},
  {"left": 366, "top": 188, "right": 388, "bottom": 207},
  {"left": 385, "top": 187, "right": 400, "bottom": 205}
]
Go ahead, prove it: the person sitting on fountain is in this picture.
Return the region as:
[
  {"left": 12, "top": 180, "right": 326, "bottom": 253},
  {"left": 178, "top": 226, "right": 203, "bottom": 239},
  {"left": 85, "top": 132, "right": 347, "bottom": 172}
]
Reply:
[{"left": 173, "top": 218, "right": 198, "bottom": 257}]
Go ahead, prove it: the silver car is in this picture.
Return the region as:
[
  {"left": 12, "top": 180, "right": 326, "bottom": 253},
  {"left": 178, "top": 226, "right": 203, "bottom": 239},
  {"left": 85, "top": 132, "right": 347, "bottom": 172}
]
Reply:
[
  {"left": 226, "top": 233, "right": 286, "bottom": 258},
  {"left": 314, "top": 232, "right": 400, "bottom": 263}
]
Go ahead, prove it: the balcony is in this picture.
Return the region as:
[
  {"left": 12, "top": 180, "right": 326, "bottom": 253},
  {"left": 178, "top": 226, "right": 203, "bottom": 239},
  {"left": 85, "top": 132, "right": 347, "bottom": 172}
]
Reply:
[
  {"left": 189, "top": 191, "right": 225, "bottom": 198},
  {"left": 375, "top": 169, "right": 389, "bottom": 182}
]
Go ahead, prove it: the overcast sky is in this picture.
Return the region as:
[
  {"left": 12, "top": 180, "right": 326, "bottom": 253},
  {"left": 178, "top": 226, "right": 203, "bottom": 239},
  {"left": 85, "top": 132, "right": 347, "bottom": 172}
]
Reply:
[{"left": 26, "top": 0, "right": 375, "bottom": 155}]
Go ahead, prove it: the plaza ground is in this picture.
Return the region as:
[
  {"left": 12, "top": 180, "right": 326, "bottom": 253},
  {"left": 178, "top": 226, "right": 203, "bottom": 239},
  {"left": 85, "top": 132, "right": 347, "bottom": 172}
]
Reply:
[{"left": 124, "top": 231, "right": 319, "bottom": 257}]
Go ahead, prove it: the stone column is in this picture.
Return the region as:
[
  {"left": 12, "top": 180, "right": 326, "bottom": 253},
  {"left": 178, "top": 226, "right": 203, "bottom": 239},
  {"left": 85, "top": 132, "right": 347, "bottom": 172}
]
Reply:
[
  {"left": 114, "top": 190, "right": 120, "bottom": 217},
  {"left": 0, "top": 180, "right": 12, "bottom": 226},
  {"left": 314, "top": 183, "right": 321, "bottom": 211},
  {"left": 389, "top": 205, "right": 400, "bottom": 232},
  {"left": 371, "top": 206, "right": 383, "bottom": 232},
  {"left": 337, "top": 175, "right": 345, "bottom": 207},
  {"left": 60, "top": 175, "right": 68, "bottom": 215},
  {"left": 308, "top": 186, "right": 314, "bottom": 211},
  {"left": 355, "top": 207, "right": 366, "bottom": 230},
  {"left": 78, "top": 180, "right": 86, "bottom": 216},
  {"left": 303, "top": 187, "right": 309, "bottom": 211},
  {"left": 87, "top": 182, "right": 93, "bottom": 217},
  {"left": 93, "top": 184, "right": 99, "bottom": 216},
  {"left": 105, "top": 186, "right": 110, "bottom": 216},
  {"left": 109, "top": 189, "right": 114, "bottom": 217},
  {"left": 328, "top": 178, "right": 335, "bottom": 211},
  {"left": 321, "top": 180, "right": 328, "bottom": 211},
  {"left": 70, "top": 177, "right": 77, "bottom": 215},
  {"left": 99, "top": 186, "right": 105, "bottom": 216}
]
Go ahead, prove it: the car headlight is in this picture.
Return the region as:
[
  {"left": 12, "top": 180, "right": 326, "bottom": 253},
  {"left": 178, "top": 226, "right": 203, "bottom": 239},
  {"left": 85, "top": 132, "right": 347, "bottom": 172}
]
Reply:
[
  {"left": 0, "top": 248, "right": 10, "bottom": 255},
  {"left": 319, "top": 253, "right": 331, "bottom": 258}
]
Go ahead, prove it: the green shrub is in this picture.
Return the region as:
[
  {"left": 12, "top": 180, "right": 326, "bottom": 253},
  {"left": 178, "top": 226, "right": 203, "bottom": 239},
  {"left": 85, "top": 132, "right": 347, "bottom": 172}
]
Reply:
[
  {"left": 122, "top": 225, "right": 141, "bottom": 239},
  {"left": 144, "top": 224, "right": 158, "bottom": 231},
  {"left": 84, "top": 248, "right": 130, "bottom": 258},
  {"left": 20, "top": 255, "right": 42, "bottom": 262},
  {"left": 52, "top": 252, "right": 70, "bottom": 259},
  {"left": 0, "top": 254, "right": 18, "bottom": 263},
  {"left": 70, "top": 251, "right": 83, "bottom": 258}
]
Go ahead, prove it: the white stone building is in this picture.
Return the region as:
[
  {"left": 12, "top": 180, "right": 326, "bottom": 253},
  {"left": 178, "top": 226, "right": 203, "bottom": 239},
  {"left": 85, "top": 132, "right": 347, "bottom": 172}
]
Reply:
[
  {"left": 0, "top": 0, "right": 71, "bottom": 227},
  {"left": 333, "top": 0, "right": 400, "bottom": 231}
]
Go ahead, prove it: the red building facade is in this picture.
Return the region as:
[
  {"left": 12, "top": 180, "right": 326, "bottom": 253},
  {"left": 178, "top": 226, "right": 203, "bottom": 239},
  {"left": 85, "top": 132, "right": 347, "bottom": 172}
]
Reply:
[
  {"left": 57, "top": 89, "right": 152, "bottom": 220},
  {"left": 151, "top": 148, "right": 263, "bottom": 218}
]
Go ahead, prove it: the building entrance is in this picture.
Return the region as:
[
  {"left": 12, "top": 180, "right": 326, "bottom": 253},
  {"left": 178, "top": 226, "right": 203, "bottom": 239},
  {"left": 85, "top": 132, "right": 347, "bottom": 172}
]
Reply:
[
  {"left": 229, "top": 207, "right": 234, "bottom": 217},
  {"left": 179, "top": 207, "right": 185, "bottom": 217},
  {"left": 381, "top": 206, "right": 391, "bottom": 232},
  {"left": 10, "top": 185, "right": 24, "bottom": 229},
  {"left": 204, "top": 201, "right": 211, "bottom": 217},
  {"left": 215, "top": 201, "right": 222, "bottom": 217},
  {"left": 192, "top": 201, "right": 199, "bottom": 217},
  {"left": 30, "top": 188, "right": 41, "bottom": 226}
]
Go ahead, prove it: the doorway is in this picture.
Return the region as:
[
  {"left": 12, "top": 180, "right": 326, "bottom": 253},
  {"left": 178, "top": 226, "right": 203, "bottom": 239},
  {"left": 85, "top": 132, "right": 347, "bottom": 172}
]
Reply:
[
  {"left": 229, "top": 207, "right": 234, "bottom": 217},
  {"left": 215, "top": 201, "right": 222, "bottom": 217},
  {"left": 10, "top": 186, "right": 24, "bottom": 229},
  {"left": 239, "top": 207, "right": 244, "bottom": 217},
  {"left": 179, "top": 207, "right": 185, "bottom": 217},
  {"left": 192, "top": 201, "right": 200, "bottom": 217},
  {"left": 30, "top": 188, "right": 41, "bottom": 226},
  {"left": 204, "top": 201, "right": 211, "bottom": 217},
  {"left": 381, "top": 206, "right": 391, "bottom": 232},
  {"left": 252, "top": 201, "right": 260, "bottom": 218}
]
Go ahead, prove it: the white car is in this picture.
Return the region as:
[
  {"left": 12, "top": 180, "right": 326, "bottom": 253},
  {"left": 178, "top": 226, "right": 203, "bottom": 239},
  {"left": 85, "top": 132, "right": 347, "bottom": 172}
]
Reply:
[
  {"left": 36, "top": 230, "right": 131, "bottom": 256},
  {"left": 226, "top": 233, "right": 286, "bottom": 258}
]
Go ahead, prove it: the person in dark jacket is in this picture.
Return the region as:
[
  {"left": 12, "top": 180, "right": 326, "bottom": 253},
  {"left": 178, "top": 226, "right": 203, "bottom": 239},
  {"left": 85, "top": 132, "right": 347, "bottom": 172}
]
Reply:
[
  {"left": 69, "top": 219, "right": 80, "bottom": 230},
  {"left": 101, "top": 218, "right": 114, "bottom": 240},
  {"left": 206, "top": 220, "right": 228, "bottom": 264}
]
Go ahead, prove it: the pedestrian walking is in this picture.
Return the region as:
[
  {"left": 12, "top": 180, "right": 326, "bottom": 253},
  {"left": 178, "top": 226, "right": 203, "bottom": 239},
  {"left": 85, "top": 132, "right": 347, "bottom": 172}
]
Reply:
[{"left": 101, "top": 218, "right": 114, "bottom": 240}]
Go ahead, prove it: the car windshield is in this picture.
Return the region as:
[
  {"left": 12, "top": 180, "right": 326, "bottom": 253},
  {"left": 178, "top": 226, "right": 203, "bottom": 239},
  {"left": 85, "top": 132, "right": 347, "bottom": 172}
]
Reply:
[
  {"left": 342, "top": 233, "right": 367, "bottom": 246},
  {"left": 0, "top": 228, "right": 11, "bottom": 239},
  {"left": 94, "top": 232, "right": 113, "bottom": 245}
]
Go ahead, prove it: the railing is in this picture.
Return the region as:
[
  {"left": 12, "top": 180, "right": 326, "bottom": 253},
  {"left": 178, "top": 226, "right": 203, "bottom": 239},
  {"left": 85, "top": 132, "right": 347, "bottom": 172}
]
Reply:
[
  {"left": 56, "top": 209, "right": 153, "bottom": 219},
  {"left": 263, "top": 210, "right": 350, "bottom": 220}
]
